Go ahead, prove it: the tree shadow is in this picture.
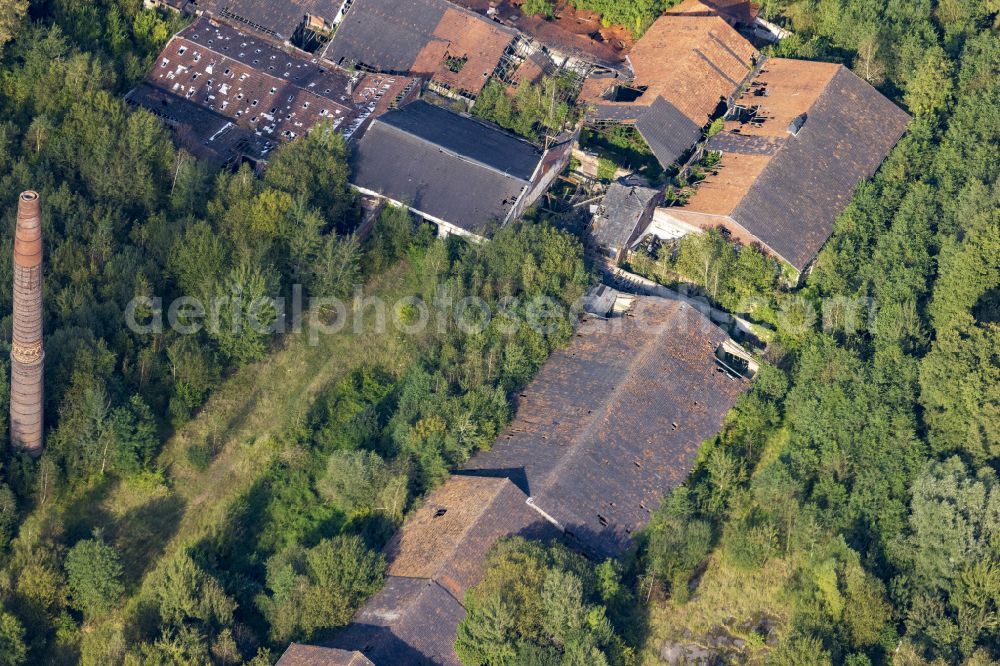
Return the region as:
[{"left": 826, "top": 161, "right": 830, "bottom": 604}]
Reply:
[{"left": 112, "top": 493, "right": 187, "bottom": 589}]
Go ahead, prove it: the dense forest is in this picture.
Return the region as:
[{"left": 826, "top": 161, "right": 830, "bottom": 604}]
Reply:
[{"left": 454, "top": 1, "right": 1000, "bottom": 665}]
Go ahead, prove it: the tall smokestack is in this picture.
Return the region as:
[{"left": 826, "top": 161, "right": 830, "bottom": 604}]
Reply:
[{"left": 10, "top": 191, "right": 44, "bottom": 456}]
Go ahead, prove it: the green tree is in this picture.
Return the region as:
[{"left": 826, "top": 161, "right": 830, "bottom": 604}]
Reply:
[
  {"left": 258, "top": 535, "right": 384, "bottom": 643},
  {"left": 0, "top": 611, "right": 27, "bottom": 666},
  {"left": 64, "top": 531, "right": 125, "bottom": 618},
  {"left": 904, "top": 46, "right": 955, "bottom": 116},
  {"left": 0, "top": 0, "right": 28, "bottom": 50},
  {"left": 522, "top": 0, "right": 555, "bottom": 17}
]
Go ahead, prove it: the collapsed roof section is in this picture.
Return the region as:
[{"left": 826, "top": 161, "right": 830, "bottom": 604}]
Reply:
[
  {"left": 324, "top": 0, "right": 518, "bottom": 97},
  {"left": 665, "top": 59, "right": 911, "bottom": 271},
  {"left": 132, "top": 16, "right": 411, "bottom": 163},
  {"left": 351, "top": 100, "right": 573, "bottom": 236},
  {"left": 125, "top": 82, "right": 268, "bottom": 167},
  {"left": 464, "top": 297, "right": 751, "bottom": 559},
  {"left": 446, "top": 0, "right": 633, "bottom": 72},
  {"left": 590, "top": 179, "right": 663, "bottom": 259},
  {"left": 580, "top": 0, "right": 759, "bottom": 168}
]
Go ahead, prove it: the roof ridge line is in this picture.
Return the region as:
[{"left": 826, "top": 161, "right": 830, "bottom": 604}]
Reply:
[
  {"left": 529, "top": 303, "right": 699, "bottom": 511},
  {"left": 373, "top": 114, "right": 533, "bottom": 182}
]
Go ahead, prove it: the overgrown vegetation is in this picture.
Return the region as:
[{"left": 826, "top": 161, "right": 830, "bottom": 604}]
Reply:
[
  {"left": 580, "top": 126, "right": 665, "bottom": 181},
  {"left": 618, "top": 1, "right": 1000, "bottom": 664},
  {"left": 456, "top": 538, "right": 639, "bottom": 665},
  {"left": 0, "top": 2, "right": 591, "bottom": 663},
  {"left": 473, "top": 73, "right": 578, "bottom": 141},
  {"left": 569, "top": 0, "right": 683, "bottom": 36}
]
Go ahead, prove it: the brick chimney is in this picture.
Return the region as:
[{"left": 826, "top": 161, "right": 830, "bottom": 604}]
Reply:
[{"left": 10, "top": 191, "right": 44, "bottom": 456}]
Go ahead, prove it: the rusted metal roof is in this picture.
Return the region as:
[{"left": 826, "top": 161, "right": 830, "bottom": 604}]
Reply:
[
  {"left": 464, "top": 297, "right": 750, "bottom": 558},
  {"left": 683, "top": 59, "right": 911, "bottom": 270}
]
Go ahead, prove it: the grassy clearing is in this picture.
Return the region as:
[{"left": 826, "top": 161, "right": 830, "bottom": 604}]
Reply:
[
  {"left": 641, "top": 551, "right": 794, "bottom": 665},
  {"left": 51, "top": 262, "right": 423, "bottom": 638}
]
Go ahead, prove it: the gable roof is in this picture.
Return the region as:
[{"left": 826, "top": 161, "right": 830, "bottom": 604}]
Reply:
[
  {"left": 582, "top": 0, "right": 757, "bottom": 126},
  {"left": 628, "top": 0, "right": 758, "bottom": 126},
  {"left": 384, "top": 475, "right": 556, "bottom": 600},
  {"left": 331, "top": 577, "right": 465, "bottom": 666},
  {"left": 351, "top": 101, "right": 543, "bottom": 233},
  {"left": 324, "top": 0, "right": 516, "bottom": 95},
  {"left": 684, "top": 59, "right": 910, "bottom": 270},
  {"left": 634, "top": 97, "right": 704, "bottom": 168},
  {"left": 277, "top": 644, "right": 374, "bottom": 666},
  {"left": 464, "top": 298, "right": 750, "bottom": 558},
  {"left": 330, "top": 475, "right": 558, "bottom": 665}
]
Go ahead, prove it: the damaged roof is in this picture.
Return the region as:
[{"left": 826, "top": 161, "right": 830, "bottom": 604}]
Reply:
[
  {"left": 464, "top": 298, "right": 750, "bottom": 558},
  {"left": 330, "top": 475, "right": 558, "bottom": 665},
  {"left": 142, "top": 17, "right": 408, "bottom": 147},
  {"left": 126, "top": 81, "right": 269, "bottom": 166},
  {"left": 197, "top": 0, "right": 342, "bottom": 40},
  {"left": 446, "top": 0, "right": 632, "bottom": 71},
  {"left": 683, "top": 59, "right": 911, "bottom": 270},
  {"left": 591, "top": 180, "right": 662, "bottom": 253},
  {"left": 324, "top": 0, "right": 516, "bottom": 95},
  {"left": 351, "top": 100, "right": 543, "bottom": 233},
  {"left": 583, "top": 0, "right": 758, "bottom": 134}
]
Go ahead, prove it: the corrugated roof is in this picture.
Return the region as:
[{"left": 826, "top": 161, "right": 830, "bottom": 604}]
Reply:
[{"left": 464, "top": 298, "right": 749, "bottom": 558}]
